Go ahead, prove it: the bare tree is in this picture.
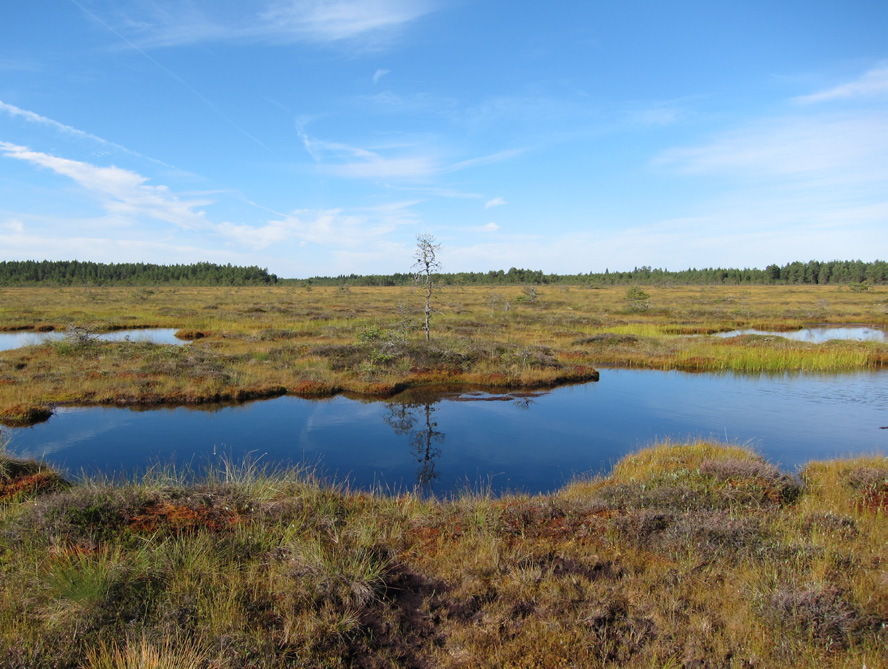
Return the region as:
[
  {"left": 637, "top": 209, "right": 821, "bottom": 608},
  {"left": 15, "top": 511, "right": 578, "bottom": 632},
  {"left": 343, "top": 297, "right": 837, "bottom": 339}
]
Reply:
[{"left": 413, "top": 234, "right": 441, "bottom": 341}]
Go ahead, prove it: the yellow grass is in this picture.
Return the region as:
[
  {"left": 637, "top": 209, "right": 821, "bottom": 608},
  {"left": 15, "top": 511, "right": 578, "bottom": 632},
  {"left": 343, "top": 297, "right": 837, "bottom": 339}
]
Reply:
[
  {"left": 2, "top": 442, "right": 884, "bottom": 667},
  {"left": 0, "top": 284, "right": 885, "bottom": 422}
]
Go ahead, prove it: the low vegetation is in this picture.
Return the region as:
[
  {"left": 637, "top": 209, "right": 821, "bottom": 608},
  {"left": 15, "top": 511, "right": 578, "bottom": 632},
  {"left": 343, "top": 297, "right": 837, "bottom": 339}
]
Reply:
[
  {"left": 0, "top": 284, "right": 886, "bottom": 424},
  {"left": 0, "top": 442, "right": 884, "bottom": 667}
]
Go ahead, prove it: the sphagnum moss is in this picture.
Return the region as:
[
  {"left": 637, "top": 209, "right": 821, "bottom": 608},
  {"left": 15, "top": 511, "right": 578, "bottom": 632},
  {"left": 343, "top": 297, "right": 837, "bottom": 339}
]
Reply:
[{"left": 0, "top": 442, "right": 885, "bottom": 668}]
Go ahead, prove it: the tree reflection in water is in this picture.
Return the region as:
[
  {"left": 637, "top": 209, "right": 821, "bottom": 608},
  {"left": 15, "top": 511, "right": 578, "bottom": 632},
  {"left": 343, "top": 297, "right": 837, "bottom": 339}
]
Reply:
[{"left": 383, "top": 401, "right": 444, "bottom": 491}]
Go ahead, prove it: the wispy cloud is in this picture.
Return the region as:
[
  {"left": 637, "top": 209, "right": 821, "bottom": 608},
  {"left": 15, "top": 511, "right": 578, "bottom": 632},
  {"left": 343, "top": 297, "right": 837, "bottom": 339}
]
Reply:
[
  {"left": 297, "top": 124, "right": 527, "bottom": 181},
  {"left": 259, "top": 0, "right": 436, "bottom": 44},
  {"left": 448, "top": 148, "right": 526, "bottom": 173},
  {"left": 372, "top": 68, "right": 390, "bottom": 84},
  {"left": 0, "top": 140, "right": 423, "bottom": 275},
  {"left": 796, "top": 64, "right": 888, "bottom": 104},
  {"left": 0, "top": 229, "right": 245, "bottom": 266},
  {"left": 299, "top": 132, "right": 440, "bottom": 179},
  {"left": 0, "top": 142, "right": 211, "bottom": 230},
  {"left": 444, "top": 198, "right": 888, "bottom": 273},
  {"left": 0, "top": 100, "right": 168, "bottom": 164},
  {"left": 484, "top": 197, "right": 507, "bottom": 209},
  {"left": 217, "top": 202, "right": 416, "bottom": 250},
  {"left": 0, "top": 56, "right": 40, "bottom": 71},
  {"left": 82, "top": 0, "right": 438, "bottom": 49},
  {"left": 361, "top": 90, "right": 459, "bottom": 115},
  {"left": 653, "top": 112, "right": 888, "bottom": 181}
]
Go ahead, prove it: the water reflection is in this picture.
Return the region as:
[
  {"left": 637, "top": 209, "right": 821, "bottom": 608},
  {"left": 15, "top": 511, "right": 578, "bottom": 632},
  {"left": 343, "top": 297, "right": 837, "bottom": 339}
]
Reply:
[
  {"left": 0, "top": 328, "right": 189, "bottom": 351},
  {"left": 2, "top": 370, "right": 885, "bottom": 496},
  {"left": 384, "top": 402, "right": 444, "bottom": 490},
  {"left": 714, "top": 326, "right": 886, "bottom": 343}
]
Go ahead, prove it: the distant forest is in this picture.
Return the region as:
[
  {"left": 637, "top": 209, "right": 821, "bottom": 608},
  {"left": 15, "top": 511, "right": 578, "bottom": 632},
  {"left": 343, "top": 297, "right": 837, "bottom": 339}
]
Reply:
[
  {"left": 305, "top": 259, "right": 887, "bottom": 287},
  {"left": 0, "top": 261, "right": 278, "bottom": 286},
  {"left": 0, "top": 259, "right": 885, "bottom": 287}
]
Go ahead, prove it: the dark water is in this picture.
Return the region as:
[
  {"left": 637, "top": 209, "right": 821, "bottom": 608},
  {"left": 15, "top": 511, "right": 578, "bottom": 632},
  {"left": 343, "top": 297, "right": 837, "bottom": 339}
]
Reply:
[
  {"left": 0, "top": 329, "right": 188, "bottom": 351},
  {"left": 3, "top": 370, "right": 886, "bottom": 496},
  {"left": 714, "top": 326, "right": 886, "bottom": 343}
]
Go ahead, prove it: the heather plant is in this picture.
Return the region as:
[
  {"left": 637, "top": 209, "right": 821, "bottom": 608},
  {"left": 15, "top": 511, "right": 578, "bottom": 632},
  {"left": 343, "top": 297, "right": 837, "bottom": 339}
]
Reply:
[{"left": 0, "top": 443, "right": 885, "bottom": 667}]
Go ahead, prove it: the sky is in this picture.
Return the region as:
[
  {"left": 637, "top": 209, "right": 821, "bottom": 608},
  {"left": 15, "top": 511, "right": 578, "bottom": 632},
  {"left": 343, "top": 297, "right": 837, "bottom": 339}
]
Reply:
[{"left": 1, "top": 1, "right": 887, "bottom": 278}]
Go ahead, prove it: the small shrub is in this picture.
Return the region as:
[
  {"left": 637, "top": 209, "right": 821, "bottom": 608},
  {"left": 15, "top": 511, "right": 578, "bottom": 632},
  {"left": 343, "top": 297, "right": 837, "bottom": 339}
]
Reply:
[
  {"left": 625, "top": 286, "right": 651, "bottom": 312},
  {"left": 766, "top": 586, "right": 868, "bottom": 648}
]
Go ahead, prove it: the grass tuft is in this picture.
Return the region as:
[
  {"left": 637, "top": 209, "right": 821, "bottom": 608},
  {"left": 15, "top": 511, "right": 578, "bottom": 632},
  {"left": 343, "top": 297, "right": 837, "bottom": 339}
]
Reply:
[{"left": 0, "top": 443, "right": 885, "bottom": 667}]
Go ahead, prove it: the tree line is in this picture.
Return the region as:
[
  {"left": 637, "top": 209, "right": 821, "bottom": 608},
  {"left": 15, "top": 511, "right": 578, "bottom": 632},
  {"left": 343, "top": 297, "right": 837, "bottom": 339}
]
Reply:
[
  {"left": 0, "top": 258, "right": 884, "bottom": 287},
  {"left": 0, "top": 261, "right": 278, "bottom": 286},
  {"left": 300, "top": 260, "right": 887, "bottom": 287}
]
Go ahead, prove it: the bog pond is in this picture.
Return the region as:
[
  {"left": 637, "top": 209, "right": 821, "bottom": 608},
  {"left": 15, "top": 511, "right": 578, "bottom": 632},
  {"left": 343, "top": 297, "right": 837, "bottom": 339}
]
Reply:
[
  {"left": 4, "top": 369, "right": 886, "bottom": 496},
  {"left": 713, "top": 326, "right": 886, "bottom": 342},
  {"left": 0, "top": 328, "right": 188, "bottom": 351}
]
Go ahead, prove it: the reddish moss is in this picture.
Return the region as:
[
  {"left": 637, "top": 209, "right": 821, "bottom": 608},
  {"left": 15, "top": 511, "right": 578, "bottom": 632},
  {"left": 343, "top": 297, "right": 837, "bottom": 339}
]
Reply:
[
  {"left": 0, "top": 403, "right": 52, "bottom": 426},
  {"left": 175, "top": 329, "right": 207, "bottom": 340},
  {"left": 291, "top": 380, "right": 337, "bottom": 397},
  {"left": 127, "top": 502, "right": 239, "bottom": 535},
  {"left": 674, "top": 356, "right": 717, "bottom": 371},
  {"left": 0, "top": 470, "right": 66, "bottom": 503}
]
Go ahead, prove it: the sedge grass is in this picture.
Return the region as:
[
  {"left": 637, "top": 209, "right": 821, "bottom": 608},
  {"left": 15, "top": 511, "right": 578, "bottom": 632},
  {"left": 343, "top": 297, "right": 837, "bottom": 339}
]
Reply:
[
  {"left": 1, "top": 443, "right": 884, "bottom": 667},
  {"left": 0, "top": 285, "right": 885, "bottom": 421}
]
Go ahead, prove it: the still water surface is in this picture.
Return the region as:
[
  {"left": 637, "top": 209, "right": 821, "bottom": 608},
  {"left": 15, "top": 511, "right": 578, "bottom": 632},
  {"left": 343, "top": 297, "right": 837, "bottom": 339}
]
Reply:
[
  {"left": 713, "top": 326, "right": 886, "bottom": 342},
  {"left": 4, "top": 370, "right": 885, "bottom": 496},
  {"left": 0, "top": 329, "right": 188, "bottom": 351}
]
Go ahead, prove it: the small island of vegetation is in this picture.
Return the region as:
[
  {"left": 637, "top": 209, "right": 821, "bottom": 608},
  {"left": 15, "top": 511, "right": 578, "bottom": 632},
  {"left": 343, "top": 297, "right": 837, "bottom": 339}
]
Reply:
[{"left": 0, "top": 258, "right": 885, "bottom": 425}]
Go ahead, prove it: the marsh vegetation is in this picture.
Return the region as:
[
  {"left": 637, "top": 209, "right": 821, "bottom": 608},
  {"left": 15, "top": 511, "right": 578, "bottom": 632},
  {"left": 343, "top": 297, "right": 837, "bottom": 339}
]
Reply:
[
  {"left": 0, "top": 284, "right": 885, "bottom": 666},
  {"left": 0, "top": 284, "right": 885, "bottom": 425},
  {"left": 0, "top": 442, "right": 885, "bottom": 667}
]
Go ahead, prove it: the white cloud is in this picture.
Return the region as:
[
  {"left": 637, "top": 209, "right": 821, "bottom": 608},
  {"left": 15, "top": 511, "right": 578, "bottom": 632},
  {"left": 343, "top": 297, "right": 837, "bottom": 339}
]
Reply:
[
  {"left": 480, "top": 222, "right": 500, "bottom": 232},
  {"left": 653, "top": 113, "right": 888, "bottom": 181},
  {"left": 443, "top": 201, "right": 888, "bottom": 273},
  {"left": 216, "top": 200, "right": 419, "bottom": 252},
  {"left": 0, "top": 100, "right": 165, "bottom": 164},
  {"left": 796, "top": 64, "right": 888, "bottom": 104},
  {"left": 0, "top": 142, "right": 211, "bottom": 230},
  {"left": 86, "top": 0, "right": 438, "bottom": 49},
  {"left": 259, "top": 0, "right": 435, "bottom": 43},
  {"left": 296, "top": 128, "right": 441, "bottom": 180},
  {"left": 372, "top": 68, "right": 390, "bottom": 84},
  {"left": 484, "top": 197, "right": 506, "bottom": 209},
  {"left": 0, "top": 231, "right": 245, "bottom": 267},
  {"left": 3, "top": 219, "right": 24, "bottom": 232}
]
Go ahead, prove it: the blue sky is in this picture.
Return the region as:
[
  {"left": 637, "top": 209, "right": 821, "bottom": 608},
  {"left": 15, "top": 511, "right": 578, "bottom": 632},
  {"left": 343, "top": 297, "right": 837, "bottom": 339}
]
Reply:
[{"left": 1, "top": 1, "right": 886, "bottom": 278}]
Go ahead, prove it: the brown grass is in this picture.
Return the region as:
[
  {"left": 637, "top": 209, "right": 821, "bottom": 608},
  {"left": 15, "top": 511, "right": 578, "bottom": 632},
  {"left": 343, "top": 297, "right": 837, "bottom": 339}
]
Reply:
[
  {"left": 0, "top": 443, "right": 886, "bottom": 667},
  {"left": 0, "top": 284, "right": 884, "bottom": 422}
]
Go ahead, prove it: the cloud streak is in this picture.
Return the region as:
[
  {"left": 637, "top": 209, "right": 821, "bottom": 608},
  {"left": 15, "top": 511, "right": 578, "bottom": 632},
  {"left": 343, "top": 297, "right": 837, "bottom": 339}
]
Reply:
[
  {"left": 653, "top": 113, "right": 888, "bottom": 181},
  {"left": 80, "top": 0, "right": 438, "bottom": 49},
  {"left": 0, "top": 100, "right": 170, "bottom": 165},
  {"left": 0, "top": 142, "right": 212, "bottom": 230},
  {"left": 796, "top": 64, "right": 888, "bottom": 104},
  {"left": 372, "top": 68, "right": 390, "bottom": 84}
]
